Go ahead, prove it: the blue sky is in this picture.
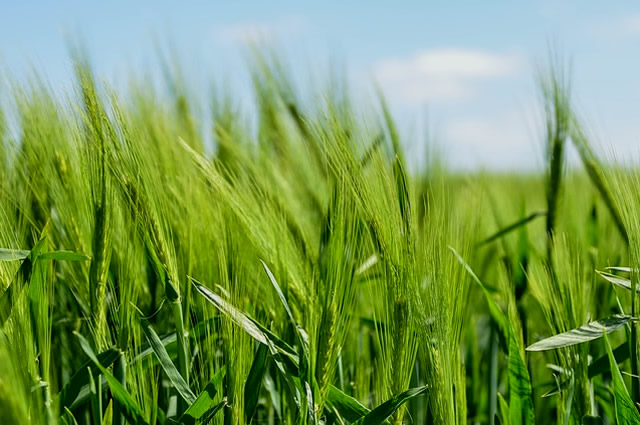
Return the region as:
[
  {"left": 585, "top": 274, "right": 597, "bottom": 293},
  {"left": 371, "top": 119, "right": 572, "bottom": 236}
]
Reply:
[{"left": 2, "top": 1, "right": 640, "bottom": 171}]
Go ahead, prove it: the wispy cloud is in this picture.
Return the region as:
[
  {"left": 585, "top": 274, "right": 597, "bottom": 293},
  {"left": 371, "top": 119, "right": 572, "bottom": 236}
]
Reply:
[
  {"left": 608, "top": 14, "right": 640, "bottom": 37},
  {"left": 213, "top": 15, "right": 308, "bottom": 46},
  {"left": 443, "top": 111, "right": 539, "bottom": 170},
  {"left": 589, "top": 14, "right": 640, "bottom": 39},
  {"left": 373, "top": 48, "right": 522, "bottom": 104}
]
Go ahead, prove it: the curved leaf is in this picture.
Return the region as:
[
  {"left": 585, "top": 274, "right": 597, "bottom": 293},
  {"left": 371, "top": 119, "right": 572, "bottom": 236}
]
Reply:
[
  {"left": 39, "top": 251, "right": 90, "bottom": 262},
  {"left": 0, "top": 248, "right": 30, "bottom": 261},
  {"left": 604, "top": 331, "right": 640, "bottom": 424},
  {"left": 56, "top": 348, "right": 120, "bottom": 410},
  {"left": 179, "top": 367, "right": 226, "bottom": 425},
  {"left": 353, "top": 386, "right": 428, "bottom": 425},
  {"left": 597, "top": 270, "right": 638, "bottom": 292},
  {"left": 137, "top": 313, "right": 196, "bottom": 405},
  {"left": 191, "top": 279, "right": 268, "bottom": 346},
  {"left": 527, "top": 315, "right": 635, "bottom": 351},
  {"left": 75, "top": 333, "right": 148, "bottom": 425},
  {"left": 327, "top": 385, "right": 370, "bottom": 422}
]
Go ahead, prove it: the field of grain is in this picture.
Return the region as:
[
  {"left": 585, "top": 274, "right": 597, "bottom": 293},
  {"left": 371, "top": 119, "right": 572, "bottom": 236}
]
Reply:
[{"left": 0, "top": 53, "right": 638, "bottom": 425}]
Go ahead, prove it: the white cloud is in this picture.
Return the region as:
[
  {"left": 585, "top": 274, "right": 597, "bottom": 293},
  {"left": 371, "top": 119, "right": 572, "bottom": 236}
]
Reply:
[
  {"left": 373, "top": 48, "right": 522, "bottom": 104},
  {"left": 616, "top": 15, "right": 640, "bottom": 36},
  {"left": 442, "top": 111, "right": 540, "bottom": 171},
  {"left": 609, "top": 15, "right": 640, "bottom": 37},
  {"left": 214, "top": 15, "right": 308, "bottom": 46},
  {"left": 589, "top": 14, "right": 640, "bottom": 39}
]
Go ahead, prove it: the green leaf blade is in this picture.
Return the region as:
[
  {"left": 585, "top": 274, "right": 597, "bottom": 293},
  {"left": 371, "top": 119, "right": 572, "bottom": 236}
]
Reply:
[
  {"left": 353, "top": 386, "right": 428, "bottom": 425},
  {"left": 137, "top": 313, "right": 196, "bottom": 405},
  {"left": 526, "top": 315, "right": 635, "bottom": 351},
  {"left": 604, "top": 331, "right": 640, "bottom": 424},
  {"left": 179, "top": 367, "right": 226, "bottom": 425}
]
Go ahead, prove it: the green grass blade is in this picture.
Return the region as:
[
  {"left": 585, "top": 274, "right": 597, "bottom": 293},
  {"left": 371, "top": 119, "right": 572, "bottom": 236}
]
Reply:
[
  {"left": 137, "top": 312, "right": 196, "bottom": 405},
  {"left": 526, "top": 315, "right": 635, "bottom": 351},
  {"left": 39, "top": 251, "right": 91, "bottom": 262},
  {"left": 244, "top": 343, "right": 269, "bottom": 423},
  {"left": 597, "top": 270, "right": 638, "bottom": 292},
  {"left": 178, "top": 367, "right": 226, "bottom": 425},
  {"left": 497, "top": 393, "right": 511, "bottom": 425},
  {"left": 0, "top": 248, "right": 30, "bottom": 261},
  {"left": 604, "top": 331, "right": 640, "bottom": 424},
  {"left": 192, "top": 277, "right": 299, "bottom": 368},
  {"left": 353, "top": 386, "right": 428, "bottom": 425},
  {"left": 259, "top": 260, "right": 315, "bottom": 424},
  {"left": 508, "top": 328, "right": 535, "bottom": 425},
  {"left": 0, "top": 237, "right": 47, "bottom": 326},
  {"left": 326, "top": 385, "right": 370, "bottom": 422},
  {"left": 75, "top": 332, "right": 149, "bottom": 425},
  {"left": 191, "top": 279, "right": 269, "bottom": 346},
  {"left": 56, "top": 348, "right": 120, "bottom": 410},
  {"left": 102, "top": 400, "right": 113, "bottom": 425},
  {"left": 477, "top": 211, "right": 546, "bottom": 246},
  {"left": 450, "top": 246, "right": 507, "bottom": 339},
  {"left": 61, "top": 407, "right": 80, "bottom": 425},
  {"left": 195, "top": 400, "right": 227, "bottom": 425}
]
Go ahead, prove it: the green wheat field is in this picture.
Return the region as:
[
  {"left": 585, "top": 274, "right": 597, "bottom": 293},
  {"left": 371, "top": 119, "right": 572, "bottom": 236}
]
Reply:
[{"left": 0, "top": 52, "right": 639, "bottom": 425}]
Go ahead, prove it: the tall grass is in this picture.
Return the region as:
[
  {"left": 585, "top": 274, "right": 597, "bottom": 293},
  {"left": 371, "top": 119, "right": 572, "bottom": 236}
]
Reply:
[{"left": 0, "top": 49, "right": 637, "bottom": 425}]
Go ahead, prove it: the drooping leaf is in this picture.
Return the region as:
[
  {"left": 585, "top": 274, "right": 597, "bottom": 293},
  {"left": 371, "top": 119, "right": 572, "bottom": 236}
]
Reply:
[
  {"left": 191, "top": 277, "right": 304, "bottom": 413},
  {"left": 353, "top": 386, "right": 428, "bottom": 425},
  {"left": 597, "top": 270, "right": 638, "bottom": 292},
  {"left": 191, "top": 278, "right": 299, "bottom": 368},
  {"left": 178, "top": 367, "right": 226, "bottom": 425},
  {"left": 137, "top": 312, "right": 196, "bottom": 405},
  {"left": 326, "top": 385, "right": 370, "bottom": 423},
  {"left": 606, "top": 267, "right": 634, "bottom": 273},
  {"left": 75, "top": 333, "right": 149, "bottom": 425},
  {"left": 0, "top": 248, "right": 30, "bottom": 261},
  {"left": 191, "top": 279, "right": 268, "bottom": 345},
  {"left": 135, "top": 318, "right": 218, "bottom": 369},
  {"left": 57, "top": 348, "right": 120, "bottom": 410},
  {"left": 604, "top": 331, "right": 640, "bottom": 424},
  {"left": 39, "top": 251, "right": 91, "bottom": 262},
  {"left": 526, "top": 315, "right": 635, "bottom": 351}
]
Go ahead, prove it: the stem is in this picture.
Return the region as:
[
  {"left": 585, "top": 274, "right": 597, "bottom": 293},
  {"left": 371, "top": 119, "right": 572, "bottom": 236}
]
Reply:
[
  {"left": 113, "top": 352, "right": 126, "bottom": 425},
  {"left": 171, "top": 300, "right": 189, "bottom": 414},
  {"left": 631, "top": 263, "right": 639, "bottom": 403},
  {"left": 489, "top": 327, "right": 498, "bottom": 425}
]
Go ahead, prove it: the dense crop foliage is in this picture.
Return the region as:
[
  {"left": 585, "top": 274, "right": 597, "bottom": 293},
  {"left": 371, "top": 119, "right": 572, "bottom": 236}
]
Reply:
[{"left": 0, "top": 52, "right": 639, "bottom": 424}]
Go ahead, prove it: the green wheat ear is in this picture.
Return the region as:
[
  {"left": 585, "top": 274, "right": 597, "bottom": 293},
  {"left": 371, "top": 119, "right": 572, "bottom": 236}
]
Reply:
[{"left": 0, "top": 43, "right": 634, "bottom": 425}]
